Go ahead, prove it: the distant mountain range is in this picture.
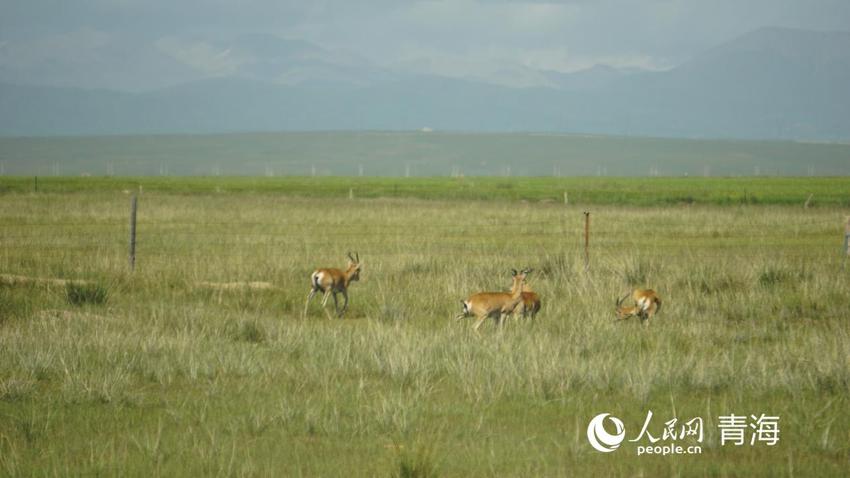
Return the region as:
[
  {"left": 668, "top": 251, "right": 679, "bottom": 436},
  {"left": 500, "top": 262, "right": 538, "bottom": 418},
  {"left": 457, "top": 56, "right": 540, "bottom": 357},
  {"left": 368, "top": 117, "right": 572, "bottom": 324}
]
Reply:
[{"left": 1, "top": 27, "right": 848, "bottom": 139}]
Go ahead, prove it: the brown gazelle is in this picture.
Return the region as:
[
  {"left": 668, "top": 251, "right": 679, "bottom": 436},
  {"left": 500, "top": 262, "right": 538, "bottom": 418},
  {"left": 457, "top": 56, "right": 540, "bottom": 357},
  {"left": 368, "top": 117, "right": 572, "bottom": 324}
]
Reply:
[
  {"left": 517, "top": 284, "right": 541, "bottom": 321},
  {"left": 455, "top": 268, "right": 531, "bottom": 331},
  {"left": 304, "top": 252, "right": 362, "bottom": 318},
  {"left": 615, "top": 288, "right": 662, "bottom": 325}
]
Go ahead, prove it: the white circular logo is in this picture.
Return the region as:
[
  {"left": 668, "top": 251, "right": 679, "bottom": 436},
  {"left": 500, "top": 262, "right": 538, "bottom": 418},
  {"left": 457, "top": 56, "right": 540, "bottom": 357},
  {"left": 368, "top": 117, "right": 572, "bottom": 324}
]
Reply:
[{"left": 587, "top": 413, "right": 626, "bottom": 452}]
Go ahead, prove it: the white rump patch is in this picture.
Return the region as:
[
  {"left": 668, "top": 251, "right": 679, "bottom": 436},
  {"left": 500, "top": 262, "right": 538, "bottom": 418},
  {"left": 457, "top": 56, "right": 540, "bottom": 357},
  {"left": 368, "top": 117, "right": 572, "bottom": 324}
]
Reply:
[{"left": 313, "top": 271, "right": 326, "bottom": 290}]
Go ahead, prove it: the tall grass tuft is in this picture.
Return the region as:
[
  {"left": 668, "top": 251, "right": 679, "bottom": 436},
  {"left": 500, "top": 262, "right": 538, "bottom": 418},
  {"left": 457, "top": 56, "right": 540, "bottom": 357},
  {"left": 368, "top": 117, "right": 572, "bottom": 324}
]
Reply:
[
  {"left": 538, "top": 253, "right": 571, "bottom": 279},
  {"left": 395, "top": 443, "right": 441, "bottom": 478},
  {"left": 758, "top": 267, "right": 790, "bottom": 287},
  {"left": 622, "top": 258, "right": 661, "bottom": 286},
  {"left": 65, "top": 282, "right": 108, "bottom": 306},
  {"left": 233, "top": 319, "right": 266, "bottom": 344}
]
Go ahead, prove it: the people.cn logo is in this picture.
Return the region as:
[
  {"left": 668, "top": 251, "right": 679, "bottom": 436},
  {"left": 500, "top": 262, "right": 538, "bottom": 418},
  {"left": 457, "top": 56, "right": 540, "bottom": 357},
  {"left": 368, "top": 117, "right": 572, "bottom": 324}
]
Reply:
[{"left": 587, "top": 413, "right": 626, "bottom": 453}]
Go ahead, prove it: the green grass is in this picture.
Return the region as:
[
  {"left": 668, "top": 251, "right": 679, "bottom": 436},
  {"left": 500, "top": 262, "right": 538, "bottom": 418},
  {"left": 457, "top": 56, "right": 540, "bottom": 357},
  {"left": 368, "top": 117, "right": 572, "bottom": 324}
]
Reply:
[
  {"left": 65, "top": 282, "right": 109, "bottom": 306},
  {"left": 0, "top": 180, "right": 849, "bottom": 475},
  {"left": 2, "top": 175, "right": 850, "bottom": 207}
]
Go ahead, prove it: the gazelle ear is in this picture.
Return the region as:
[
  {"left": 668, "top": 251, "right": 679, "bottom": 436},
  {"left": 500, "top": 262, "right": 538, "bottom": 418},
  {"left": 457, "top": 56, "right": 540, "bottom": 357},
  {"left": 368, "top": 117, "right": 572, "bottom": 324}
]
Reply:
[{"left": 511, "top": 269, "right": 518, "bottom": 276}]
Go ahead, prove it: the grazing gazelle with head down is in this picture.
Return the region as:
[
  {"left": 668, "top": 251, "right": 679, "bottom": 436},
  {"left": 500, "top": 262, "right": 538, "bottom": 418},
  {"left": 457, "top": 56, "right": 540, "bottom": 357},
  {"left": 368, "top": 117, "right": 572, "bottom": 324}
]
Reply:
[
  {"left": 455, "top": 268, "right": 531, "bottom": 332},
  {"left": 615, "top": 288, "right": 662, "bottom": 325},
  {"left": 304, "top": 252, "right": 362, "bottom": 318}
]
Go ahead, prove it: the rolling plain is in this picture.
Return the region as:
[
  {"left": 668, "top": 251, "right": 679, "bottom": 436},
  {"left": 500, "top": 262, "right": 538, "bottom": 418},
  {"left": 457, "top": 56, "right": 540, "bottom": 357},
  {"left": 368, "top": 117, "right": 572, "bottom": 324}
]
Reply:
[{"left": 1, "top": 175, "right": 849, "bottom": 475}]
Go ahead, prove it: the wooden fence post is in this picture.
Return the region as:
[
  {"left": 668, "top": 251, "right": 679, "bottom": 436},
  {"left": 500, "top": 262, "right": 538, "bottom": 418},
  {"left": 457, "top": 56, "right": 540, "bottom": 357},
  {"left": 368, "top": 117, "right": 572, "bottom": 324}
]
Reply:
[
  {"left": 844, "top": 217, "right": 850, "bottom": 271},
  {"left": 129, "top": 195, "right": 138, "bottom": 271},
  {"left": 583, "top": 211, "right": 591, "bottom": 272}
]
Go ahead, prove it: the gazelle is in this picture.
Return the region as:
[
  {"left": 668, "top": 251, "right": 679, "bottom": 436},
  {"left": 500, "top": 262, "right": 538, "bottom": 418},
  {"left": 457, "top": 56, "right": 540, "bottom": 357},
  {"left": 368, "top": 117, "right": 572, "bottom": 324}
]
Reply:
[
  {"left": 615, "top": 288, "right": 662, "bottom": 325},
  {"left": 455, "top": 268, "right": 530, "bottom": 331},
  {"left": 517, "top": 284, "right": 541, "bottom": 320},
  {"left": 304, "top": 252, "right": 362, "bottom": 318}
]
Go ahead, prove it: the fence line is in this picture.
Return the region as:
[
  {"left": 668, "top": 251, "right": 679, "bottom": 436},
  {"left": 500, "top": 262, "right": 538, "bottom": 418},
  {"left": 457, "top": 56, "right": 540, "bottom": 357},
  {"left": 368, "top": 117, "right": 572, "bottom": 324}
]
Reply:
[
  {"left": 0, "top": 217, "right": 842, "bottom": 228},
  {"left": 1, "top": 211, "right": 846, "bottom": 272},
  {"left": 1, "top": 223, "right": 842, "bottom": 235},
  {"left": 0, "top": 234, "right": 839, "bottom": 247},
  {"left": 1, "top": 246, "right": 840, "bottom": 259}
]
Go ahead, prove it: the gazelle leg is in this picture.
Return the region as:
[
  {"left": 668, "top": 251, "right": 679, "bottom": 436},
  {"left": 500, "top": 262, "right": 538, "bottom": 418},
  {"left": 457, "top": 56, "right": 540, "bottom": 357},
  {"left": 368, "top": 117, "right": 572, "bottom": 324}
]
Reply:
[
  {"left": 303, "top": 288, "right": 317, "bottom": 317},
  {"left": 472, "top": 315, "right": 487, "bottom": 332},
  {"left": 332, "top": 292, "right": 339, "bottom": 315},
  {"left": 321, "top": 290, "right": 334, "bottom": 319},
  {"left": 339, "top": 290, "right": 349, "bottom": 318}
]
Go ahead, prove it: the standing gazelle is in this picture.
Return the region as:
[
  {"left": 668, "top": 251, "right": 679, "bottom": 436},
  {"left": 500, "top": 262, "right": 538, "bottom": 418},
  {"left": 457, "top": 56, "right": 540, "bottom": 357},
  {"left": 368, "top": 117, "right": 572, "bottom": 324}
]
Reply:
[
  {"left": 615, "top": 288, "right": 662, "bottom": 325},
  {"left": 517, "top": 284, "right": 541, "bottom": 321},
  {"left": 455, "top": 268, "right": 531, "bottom": 331},
  {"left": 304, "top": 252, "right": 362, "bottom": 318}
]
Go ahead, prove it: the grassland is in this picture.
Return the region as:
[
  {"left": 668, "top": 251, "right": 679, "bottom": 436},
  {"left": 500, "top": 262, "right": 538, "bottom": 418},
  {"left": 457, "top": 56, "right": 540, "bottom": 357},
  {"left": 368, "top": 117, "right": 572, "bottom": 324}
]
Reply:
[
  {"left": 1, "top": 178, "right": 849, "bottom": 476},
  {"left": 2, "top": 175, "right": 850, "bottom": 207},
  {"left": 2, "top": 131, "right": 849, "bottom": 177}
]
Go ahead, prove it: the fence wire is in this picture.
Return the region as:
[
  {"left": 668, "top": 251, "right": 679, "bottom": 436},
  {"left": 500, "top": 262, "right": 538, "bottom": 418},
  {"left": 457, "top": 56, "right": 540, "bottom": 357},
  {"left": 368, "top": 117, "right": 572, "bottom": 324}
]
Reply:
[{"left": 0, "top": 219, "right": 845, "bottom": 261}]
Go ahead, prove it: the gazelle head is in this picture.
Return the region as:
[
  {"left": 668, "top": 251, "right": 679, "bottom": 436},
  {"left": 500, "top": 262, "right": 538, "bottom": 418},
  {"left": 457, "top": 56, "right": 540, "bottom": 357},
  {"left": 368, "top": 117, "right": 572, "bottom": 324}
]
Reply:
[
  {"left": 345, "top": 251, "right": 362, "bottom": 282},
  {"left": 615, "top": 293, "right": 638, "bottom": 320},
  {"left": 510, "top": 268, "right": 532, "bottom": 291}
]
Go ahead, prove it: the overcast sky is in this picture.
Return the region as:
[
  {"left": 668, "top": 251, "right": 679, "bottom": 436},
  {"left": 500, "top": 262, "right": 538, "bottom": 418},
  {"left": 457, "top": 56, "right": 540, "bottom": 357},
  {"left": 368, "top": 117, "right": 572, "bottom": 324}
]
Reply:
[{"left": 2, "top": 0, "right": 849, "bottom": 90}]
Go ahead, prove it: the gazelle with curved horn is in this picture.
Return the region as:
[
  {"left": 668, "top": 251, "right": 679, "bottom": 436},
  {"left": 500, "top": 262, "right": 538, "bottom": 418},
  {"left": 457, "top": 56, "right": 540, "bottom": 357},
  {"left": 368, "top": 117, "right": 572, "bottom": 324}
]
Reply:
[
  {"left": 455, "top": 268, "right": 531, "bottom": 331},
  {"left": 304, "top": 252, "right": 362, "bottom": 318},
  {"left": 615, "top": 288, "right": 662, "bottom": 325}
]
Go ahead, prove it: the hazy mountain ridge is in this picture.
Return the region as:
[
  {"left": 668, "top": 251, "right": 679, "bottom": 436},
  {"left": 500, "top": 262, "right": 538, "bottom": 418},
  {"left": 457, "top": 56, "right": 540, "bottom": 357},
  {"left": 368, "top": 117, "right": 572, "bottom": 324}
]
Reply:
[{"left": 1, "top": 27, "right": 848, "bottom": 139}]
